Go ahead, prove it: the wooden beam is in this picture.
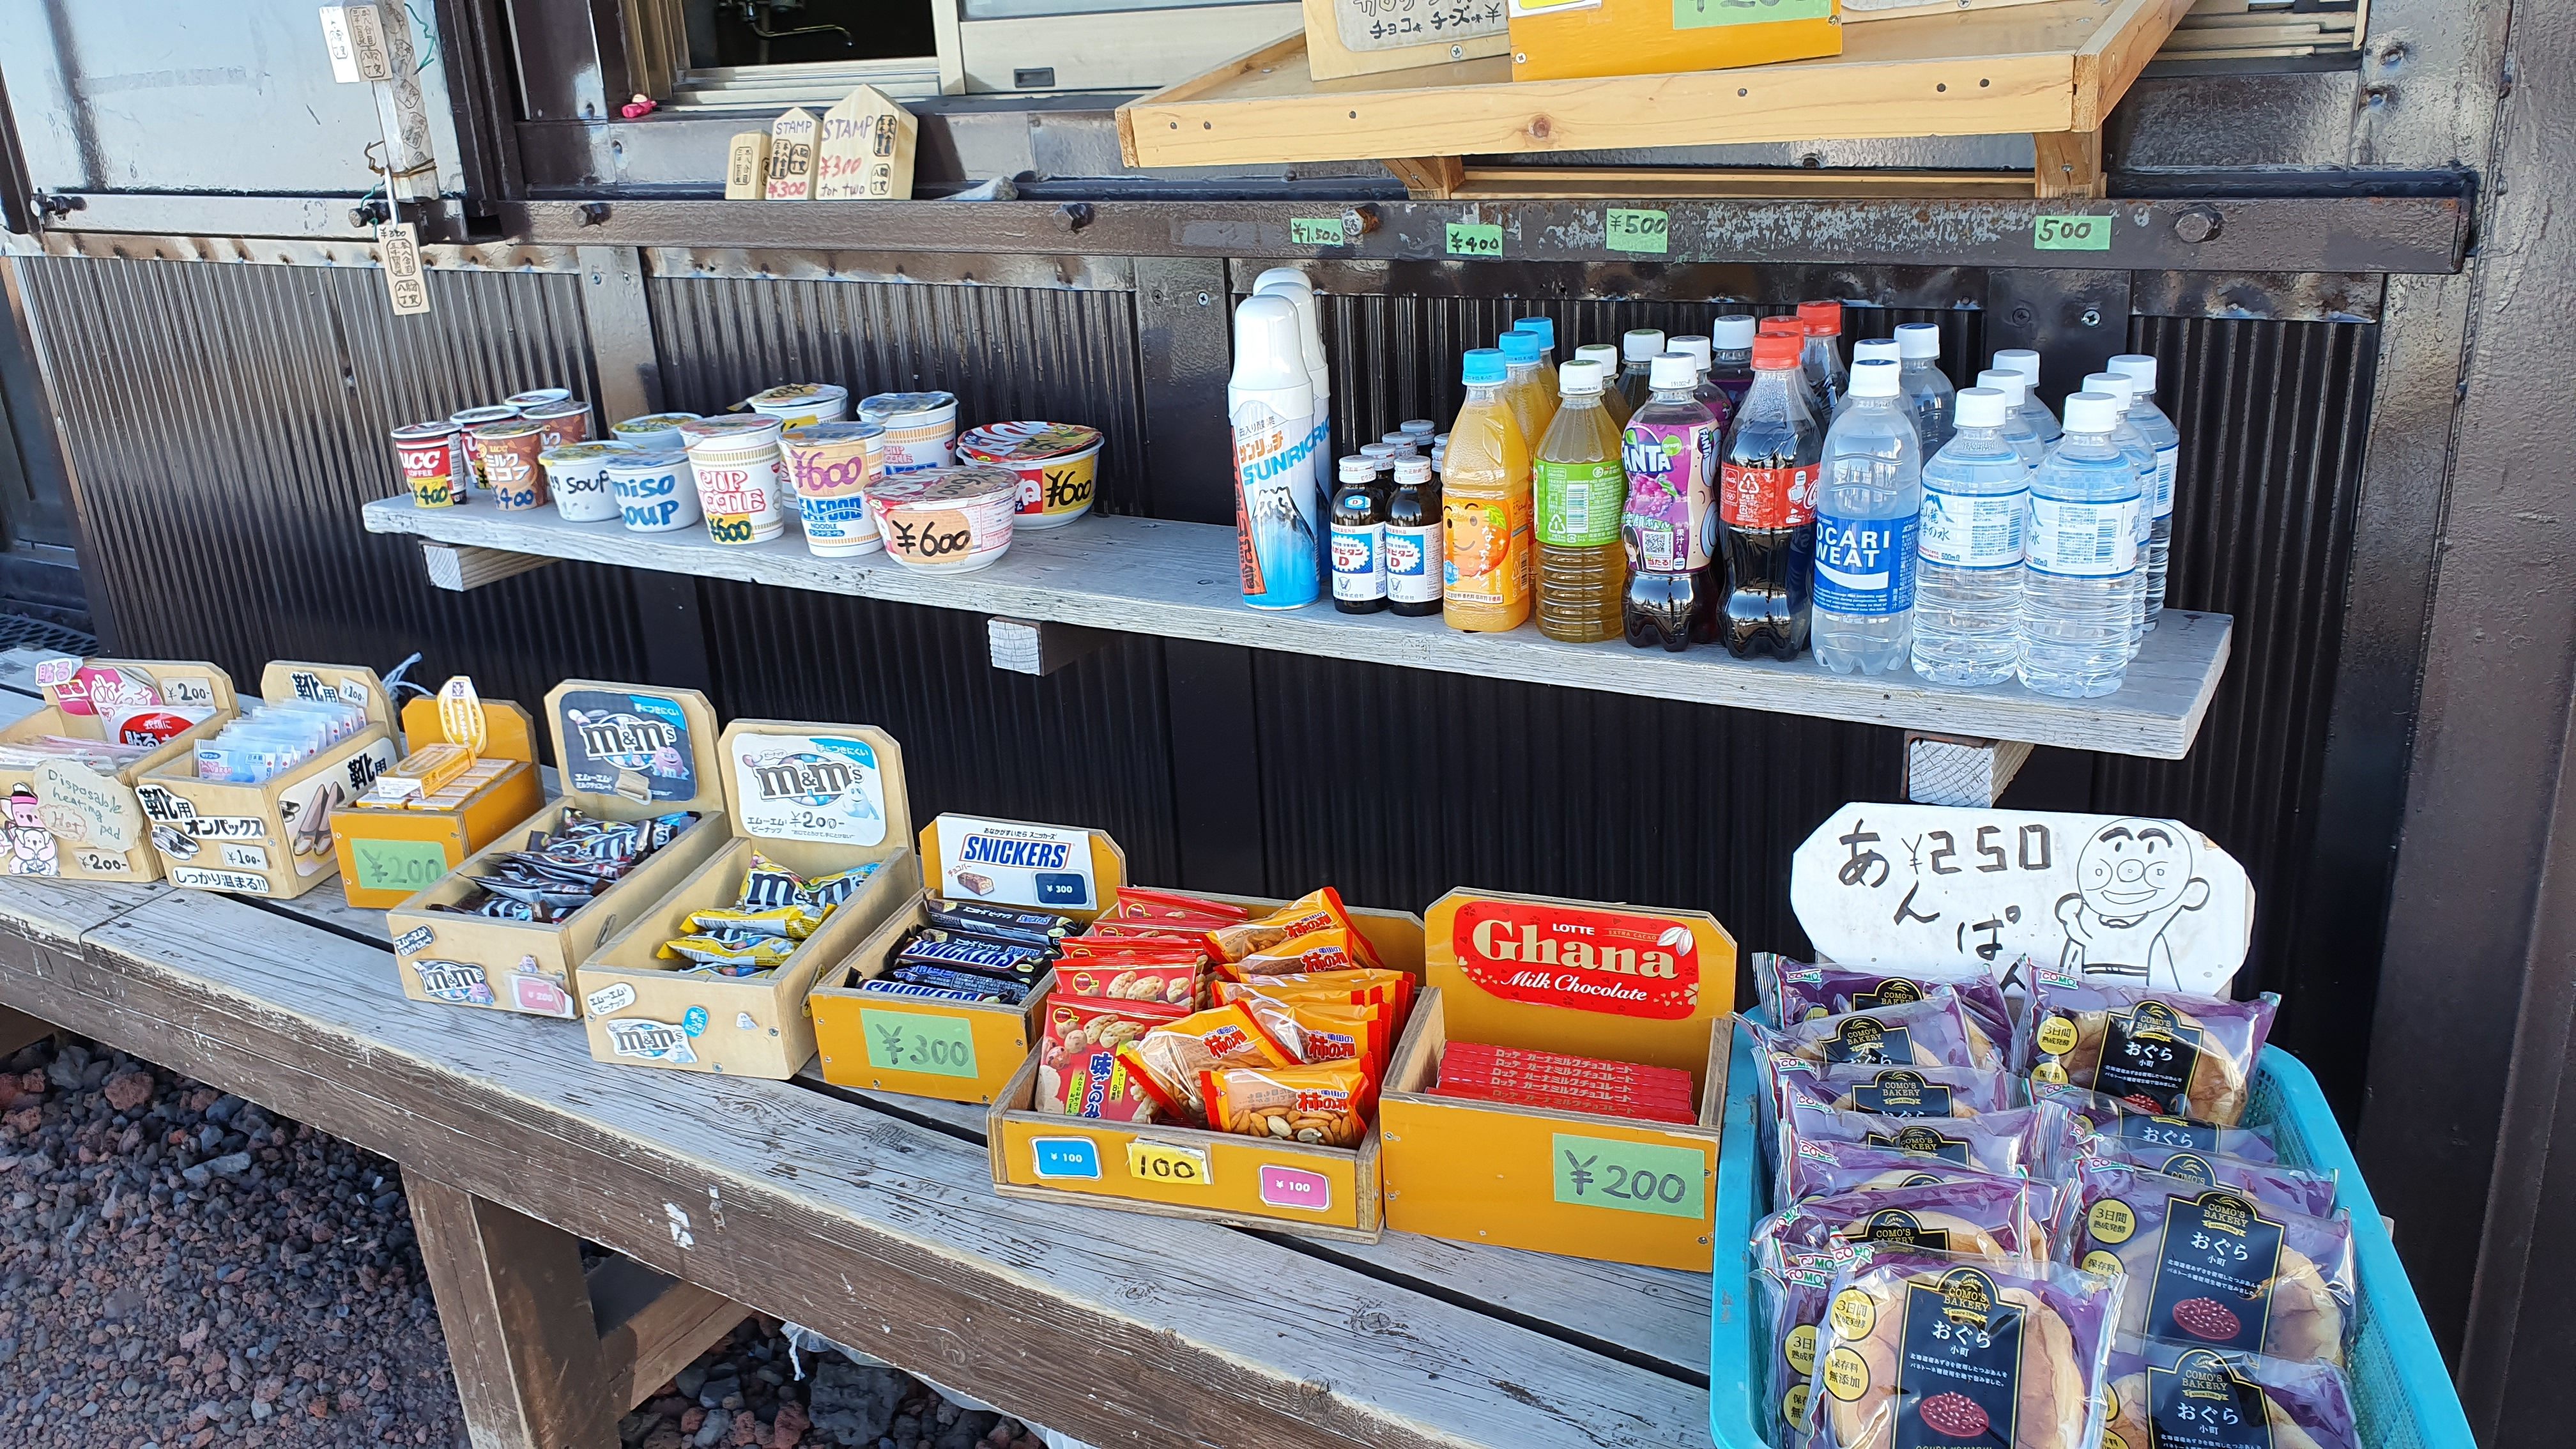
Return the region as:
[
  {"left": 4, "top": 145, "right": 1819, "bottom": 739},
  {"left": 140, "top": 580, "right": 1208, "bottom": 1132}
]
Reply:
[
  {"left": 0, "top": 1005, "right": 49, "bottom": 1059},
  {"left": 1903, "top": 732, "right": 2037, "bottom": 807},
  {"left": 409, "top": 1174, "right": 618, "bottom": 1449},
  {"left": 422, "top": 541, "right": 553, "bottom": 592},
  {"left": 1383, "top": 156, "right": 1464, "bottom": 199},
  {"left": 2033, "top": 130, "right": 2106, "bottom": 198},
  {"left": 588, "top": 1255, "right": 748, "bottom": 1410}
]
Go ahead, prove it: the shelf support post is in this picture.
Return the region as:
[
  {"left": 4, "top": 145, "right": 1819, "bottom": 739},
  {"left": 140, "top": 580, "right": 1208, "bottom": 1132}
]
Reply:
[{"left": 2032, "top": 131, "right": 2105, "bottom": 199}]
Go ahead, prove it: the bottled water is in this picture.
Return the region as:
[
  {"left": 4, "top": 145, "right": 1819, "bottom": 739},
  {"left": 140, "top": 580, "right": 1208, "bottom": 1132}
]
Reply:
[
  {"left": 2020, "top": 393, "right": 2142, "bottom": 698},
  {"left": 1975, "top": 369, "right": 2046, "bottom": 471},
  {"left": 1992, "top": 349, "right": 2062, "bottom": 445},
  {"left": 2084, "top": 371, "right": 2161, "bottom": 653},
  {"left": 2108, "top": 353, "right": 2180, "bottom": 629},
  {"left": 1833, "top": 339, "right": 1902, "bottom": 422},
  {"left": 1813, "top": 357, "right": 1922, "bottom": 676},
  {"left": 1894, "top": 323, "right": 1957, "bottom": 453},
  {"left": 1913, "top": 387, "right": 2028, "bottom": 687}
]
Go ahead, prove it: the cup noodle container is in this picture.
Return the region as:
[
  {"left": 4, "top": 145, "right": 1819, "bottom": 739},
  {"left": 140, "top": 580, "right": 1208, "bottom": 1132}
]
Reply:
[
  {"left": 449, "top": 403, "right": 519, "bottom": 498},
  {"left": 857, "top": 391, "right": 958, "bottom": 475},
  {"left": 540, "top": 440, "right": 631, "bottom": 523},
  {"left": 781, "top": 420, "right": 884, "bottom": 557},
  {"left": 474, "top": 420, "right": 552, "bottom": 510},
  {"left": 612, "top": 411, "right": 703, "bottom": 447},
  {"left": 525, "top": 400, "right": 594, "bottom": 448},
  {"left": 747, "top": 383, "right": 850, "bottom": 431},
  {"left": 505, "top": 387, "right": 573, "bottom": 411},
  {"left": 679, "top": 415, "right": 788, "bottom": 544},
  {"left": 606, "top": 448, "right": 702, "bottom": 533},
  {"left": 869, "top": 465, "right": 1017, "bottom": 573},
  {"left": 391, "top": 420, "right": 464, "bottom": 509},
  {"left": 956, "top": 421, "right": 1103, "bottom": 530}
]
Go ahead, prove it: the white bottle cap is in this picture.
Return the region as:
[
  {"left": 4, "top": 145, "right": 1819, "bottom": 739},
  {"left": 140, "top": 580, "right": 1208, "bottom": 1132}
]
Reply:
[
  {"left": 1361, "top": 442, "right": 1396, "bottom": 462},
  {"left": 1848, "top": 357, "right": 1900, "bottom": 398},
  {"left": 1853, "top": 338, "right": 1900, "bottom": 365},
  {"left": 1395, "top": 455, "right": 1430, "bottom": 484},
  {"left": 2083, "top": 371, "right": 2134, "bottom": 410},
  {"left": 1623, "top": 328, "right": 1668, "bottom": 362},
  {"left": 1400, "top": 418, "right": 1436, "bottom": 439},
  {"left": 1954, "top": 387, "right": 2008, "bottom": 429},
  {"left": 2063, "top": 392, "right": 2120, "bottom": 433},
  {"left": 1228, "top": 295, "right": 1311, "bottom": 404},
  {"left": 1895, "top": 322, "right": 1942, "bottom": 360},
  {"left": 1975, "top": 368, "right": 2028, "bottom": 406},
  {"left": 1338, "top": 454, "right": 1377, "bottom": 483},
  {"left": 2108, "top": 353, "right": 2158, "bottom": 394},
  {"left": 1649, "top": 353, "right": 1698, "bottom": 390},
  {"left": 1712, "top": 314, "right": 1758, "bottom": 348},
  {"left": 1672, "top": 335, "right": 1713, "bottom": 372},
  {"left": 1574, "top": 344, "right": 1620, "bottom": 374},
  {"left": 1993, "top": 348, "right": 2041, "bottom": 383},
  {"left": 1559, "top": 359, "right": 1605, "bottom": 394}
]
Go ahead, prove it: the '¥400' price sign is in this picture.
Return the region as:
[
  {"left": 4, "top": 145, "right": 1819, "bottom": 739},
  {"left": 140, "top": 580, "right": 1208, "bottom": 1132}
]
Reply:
[{"left": 1552, "top": 1133, "right": 1707, "bottom": 1218}]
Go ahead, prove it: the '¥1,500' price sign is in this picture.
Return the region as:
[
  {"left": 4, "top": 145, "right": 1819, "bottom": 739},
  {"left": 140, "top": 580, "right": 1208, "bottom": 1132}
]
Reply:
[{"left": 1552, "top": 1133, "right": 1707, "bottom": 1218}]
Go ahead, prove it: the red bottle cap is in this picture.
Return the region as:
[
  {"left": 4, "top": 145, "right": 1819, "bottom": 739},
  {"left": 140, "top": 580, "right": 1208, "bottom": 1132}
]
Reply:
[
  {"left": 1797, "top": 300, "right": 1843, "bottom": 337},
  {"left": 1752, "top": 334, "right": 1804, "bottom": 369},
  {"left": 1757, "top": 317, "right": 1804, "bottom": 336}
]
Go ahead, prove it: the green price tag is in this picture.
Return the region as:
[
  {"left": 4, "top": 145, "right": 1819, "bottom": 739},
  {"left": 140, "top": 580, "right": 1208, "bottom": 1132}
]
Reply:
[
  {"left": 1445, "top": 222, "right": 1505, "bottom": 259},
  {"left": 1552, "top": 1133, "right": 1708, "bottom": 1219},
  {"left": 351, "top": 838, "right": 452, "bottom": 895},
  {"left": 861, "top": 1009, "right": 979, "bottom": 1079},
  {"left": 1289, "top": 217, "right": 1345, "bottom": 246},
  {"left": 2034, "top": 215, "right": 2113, "bottom": 252},
  {"left": 1675, "top": 0, "right": 1834, "bottom": 29},
  {"left": 1605, "top": 208, "right": 1669, "bottom": 256}
]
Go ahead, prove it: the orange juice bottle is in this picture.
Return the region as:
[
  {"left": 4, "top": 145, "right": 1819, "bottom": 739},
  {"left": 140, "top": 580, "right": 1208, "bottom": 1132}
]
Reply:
[
  {"left": 1444, "top": 348, "right": 1533, "bottom": 632},
  {"left": 1499, "top": 330, "right": 1555, "bottom": 453}
]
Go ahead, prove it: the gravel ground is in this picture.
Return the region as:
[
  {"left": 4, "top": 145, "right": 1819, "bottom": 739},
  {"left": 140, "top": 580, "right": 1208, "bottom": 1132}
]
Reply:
[{"left": 0, "top": 1032, "right": 1056, "bottom": 1449}]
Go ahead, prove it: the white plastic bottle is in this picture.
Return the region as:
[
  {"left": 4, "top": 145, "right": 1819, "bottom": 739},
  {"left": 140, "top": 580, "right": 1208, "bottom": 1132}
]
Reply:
[
  {"left": 2020, "top": 392, "right": 2142, "bottom": 698},
  {"left": 1833, "top": 339, "right": 1903, "bottom": 421},
  {"left": 1228, "top": 294, "right": 1321, "bottom": 610},
  {"left": 1992, "top": 349, "right": 2062, "bottom": 444},
  {"left": 1974, "top": 368, "right": 2047, "bottom": 471},
  {"left": 1253, "top": 268, "right": 1332, "bottom": 477},
  {"left": 1913, "top": 387, "right": 2029, "bottom": 687},
  {"left": 1813, "top": 357, "right": 1922, "bottom": 676},
  {"left": 2108, "top": 353, "right": 2181, "bottom": 629},
  {"left": 2084, "top": 370, "right": 2161, "bottom": 652},
  {"left": 1894, "top": 322, "right": 1957, "bottom": 454}
]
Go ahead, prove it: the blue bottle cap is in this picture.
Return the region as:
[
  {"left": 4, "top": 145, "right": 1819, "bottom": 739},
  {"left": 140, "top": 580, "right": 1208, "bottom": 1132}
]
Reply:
[
  {"left": 1462, "top": 348, "right": 1508, "bottom": 385},
  {"left": 1511, "top": 316, "right": 1555, "bottom": 351},
  {"left": 1498, "top": 332, "right": 1544, "bottom": 365}
]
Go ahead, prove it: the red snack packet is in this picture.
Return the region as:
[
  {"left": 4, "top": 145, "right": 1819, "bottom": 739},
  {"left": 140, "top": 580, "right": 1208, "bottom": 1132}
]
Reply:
[
  {"left": 1052, "top": 959, "right": 1201, "bottom": 1008},
  {"left": 1038, "top": 995, "right": 1190, "bottom": 1123},
  {"left": 1103, "top": 887, "right": 1252, "bottom": 927}
]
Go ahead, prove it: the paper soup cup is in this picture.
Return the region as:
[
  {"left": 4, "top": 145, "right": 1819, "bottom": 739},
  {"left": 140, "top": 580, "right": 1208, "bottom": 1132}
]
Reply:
[
  {"left": 868, "top": 466, "right": 1018, "bottom": 574},
  {"left": 391, "top": 421, "right": 464, "bottom": 509},
  {"left": 524, "top": 400, "right": 594, "bottom": 448},
  {"left": 679, "top": 415, "right": 788, "bottom": 545},
  {"left": 612, "top": 411, "right": 703, "bottom": 447},
  {"left": 606, "top": 449, "right": 701, "bottom": 533},
  {"left": 781, "top": 420, "right": 884, "bottom": 558},
  {"left": 857, "top": 391, "right": 959, "bottom": 475},
  {"left": 473, "top": 420, "right": 551, "bottom": 510},
  {"left": 541, "top": 441, "right": 632, "bottom": 523},
  {"left": 747, "top": 383, "right": 850, "bottom": 431},
  {"left": 504, "top": 387, "right": 573, "bottom": 411},
  {"left": 956, "top": 421, "right": 1104, "bottom": 530},
  {"left": 449, "top": 404, "right": 519, "bottom": 496}
]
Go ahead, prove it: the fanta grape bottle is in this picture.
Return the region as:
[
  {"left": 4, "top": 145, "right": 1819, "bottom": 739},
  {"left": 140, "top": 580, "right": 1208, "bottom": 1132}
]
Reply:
[
  {"left": 1621, "top": 353, "right": 1719, "bottom": 651},
  {"left": 1443, "top": 349, "right": 1533, "bottom": 632}
]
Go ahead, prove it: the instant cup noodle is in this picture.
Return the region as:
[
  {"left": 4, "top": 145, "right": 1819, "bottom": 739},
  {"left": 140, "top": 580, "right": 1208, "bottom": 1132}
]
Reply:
[
  {"left": 539, "top": 440, "right": 632, "bottom": 523},
  {"left": 611, "top": 411, "right": 703, "bottom": 447},
  {"left": 747, "top": 383, "right": 850, "bottom": 429},
  {"left": 523, "top": 399, "right": 594, "bottom": 448},
  {"left": 605, "top": 447, "right": 702, "bottom": 533},
  {"left": 449, "top": 403, "right": 521, "bottom": 496},
  {"left": 780, "top": 420, "right": 884, "bottom": 557},
  {"left": 678, "top": 413, "right": 788, "bottom": 544},
  {"left": 390, "top": 420, "right": 464, "bottom": 508},
  {"left": 473, "top": 419, "right": 551, "bottom": 510},
  {"left": 503, "top": 387, "right": 573, "bottom": 411},
  {"left": 954, "top": 420, "right": 1103, "bottom": 530},
  {"left": 868, "top": 464, "right": 1017, "bottom": 573},
  {"left": 857, "top": 390, "right": 959, "bottom": 474}
]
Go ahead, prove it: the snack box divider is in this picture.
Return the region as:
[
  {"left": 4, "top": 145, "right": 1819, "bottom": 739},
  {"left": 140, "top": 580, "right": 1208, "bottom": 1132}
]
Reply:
[
  {"left": 0, "top": 658, "right": 238, "bottom": 883},
  {"left": 328, "top": 694, "right": 545, "bottom": 909},
  {"left": 138, "top": 663, "right": 398, "bottom": 901},
  {"left": 982, "top": 891, "right": 1427, "bottom": 1242},
  {"left": 1376, "top": 887, "right": 1736, "bottom": 1271},
  {"left": 385, "top": 680, "right": 729, "bottom": 1020},
  {"left": 809, "top": 818, "right": 1128, "bottom": 1105},
  {"left": 582, "top": 719, "right": 919, "bottom": 1078}
]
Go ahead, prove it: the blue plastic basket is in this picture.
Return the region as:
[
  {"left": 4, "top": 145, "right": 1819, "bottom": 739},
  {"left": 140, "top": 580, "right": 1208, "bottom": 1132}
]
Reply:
[{"left": 1708, "top": 1018, "right": 2478, "bottom": 1449}]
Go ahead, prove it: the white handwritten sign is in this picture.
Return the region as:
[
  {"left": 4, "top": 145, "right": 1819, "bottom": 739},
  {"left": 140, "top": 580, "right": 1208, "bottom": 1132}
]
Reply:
[
  {"left": 1334, "top": 0, "right": 1508, "bottom": 52},
  {"left": 1790, "top": 804, "right": 2253, "bottom": 997},
  {"left": 810, "top": 86, "right": 916, "bottom": 202}
]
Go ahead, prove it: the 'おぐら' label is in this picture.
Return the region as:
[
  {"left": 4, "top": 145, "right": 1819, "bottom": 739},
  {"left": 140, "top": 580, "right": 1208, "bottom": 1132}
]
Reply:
[
  {"left": 730, "top": 733, "right": 887, "bottom": 847},
  {"left": 2144, "top": 1190, "right": 2285, "bottom": 1351},
  {"left": 1883, "top": 1267, "right": 2026, "bottom": 1449},
  {"left": 935, "top": 816, "right": 1096, "bottom": 912}
]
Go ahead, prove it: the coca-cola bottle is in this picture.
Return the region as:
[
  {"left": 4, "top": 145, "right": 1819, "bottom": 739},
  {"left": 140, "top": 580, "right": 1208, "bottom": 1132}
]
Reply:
[{"left": 1717, "top": 332, "right": 1825, "bottom": 659}]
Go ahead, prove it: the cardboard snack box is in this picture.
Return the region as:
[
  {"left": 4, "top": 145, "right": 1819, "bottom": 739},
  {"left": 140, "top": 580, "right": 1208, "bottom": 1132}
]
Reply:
[
  {"left": 385, "top": 680, "right": 727, "bottom": 1020},
  {"left": 985, "top": 891, "right": 1427, "bottom": 1241},
  {"left": 328, "top": 692, "right": 545, "bottom": 910},
  {"left": 0, "top": 657, "right": 237, "bottom": 882},
  {"left": 581, "top": 719, "right": 919, "bottom": 1078},
  {"left": 1376, "top": 887, "right": 1735, "bottom": 1271},
  {"left": 137, "top": 663, "right": 397, "bottom": 900},
  {"left": 808, "top": 815, "right": 1127, "bottom": 1104}
]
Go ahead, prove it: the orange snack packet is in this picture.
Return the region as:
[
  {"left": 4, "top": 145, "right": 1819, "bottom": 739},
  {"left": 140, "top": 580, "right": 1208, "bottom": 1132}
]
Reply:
[
  {"left": 1206, "top": 887, "right": 1381, "bottom": 967},
  {"left": 1103, "top": 887, "right": 1252, "bottom": 927},
  {"left": 1216, "top": 968, "right": 1414, "bottom": 1011},
  {"left": 1112, "top": 1001, "right": 1296, "bottom": 1126},
  {"left": 1222, "top": 927, "right": 1375, "bottom": 978},
  {"left": 1279, "top": 1000, "right": 1388, "bottom": 1074},
  {"left": 1200, "top": 1061, "right": 1373, "bottom": 1148},
  {"left": 1052, "top": 959, "right": 1200, "bottom": 1008}
]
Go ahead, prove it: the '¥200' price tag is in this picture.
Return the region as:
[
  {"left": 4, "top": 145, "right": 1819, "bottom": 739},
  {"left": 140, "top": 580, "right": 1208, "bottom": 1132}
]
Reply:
[{"left": 1552, "top": 1133, "right": 1707, "bottom": 1218}]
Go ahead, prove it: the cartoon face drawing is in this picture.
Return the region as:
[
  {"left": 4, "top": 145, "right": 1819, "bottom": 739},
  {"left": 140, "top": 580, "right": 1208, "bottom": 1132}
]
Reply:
[
  {"left": 2076, "top": 820, "right": 2195, "bottom": 920},
  {"left": 4, "top": 785, "right": 57, "bottom": 877}
]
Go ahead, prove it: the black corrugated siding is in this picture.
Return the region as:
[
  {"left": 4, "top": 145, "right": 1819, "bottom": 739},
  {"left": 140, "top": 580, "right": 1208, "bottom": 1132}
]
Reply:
[{"left": 17, "top": 256, "right": 652, "bottom": 707}]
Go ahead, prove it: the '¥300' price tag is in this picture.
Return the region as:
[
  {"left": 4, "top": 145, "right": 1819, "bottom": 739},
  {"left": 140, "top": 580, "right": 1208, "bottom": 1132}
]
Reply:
[
  {"left": 860, "top": 1009, "right": 979, "bottom": 1079},
  {"left": 1552, "top": 1133, "right": 1707, "bottom": 1218}
]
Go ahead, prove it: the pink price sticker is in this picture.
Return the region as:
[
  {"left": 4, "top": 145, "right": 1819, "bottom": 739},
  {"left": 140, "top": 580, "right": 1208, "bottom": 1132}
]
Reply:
[{"left": 1257, "top": 1165, "right": 1332, "bottom": 1213}]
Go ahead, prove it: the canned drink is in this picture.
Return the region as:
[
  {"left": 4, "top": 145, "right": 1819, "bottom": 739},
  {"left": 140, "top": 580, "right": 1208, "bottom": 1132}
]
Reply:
[
  {"left": 474, "top": 420, "right": 551, "bottom": 510},
  {"left": 781, "top": 420, "right": 884, "bottom": 557},
  {"left": 540, "top": 441, "right": 632, "bottom": 523},
  {"left": 870, "top": 465, "right": 1018, "bottom": 573},
  {"left": 857, "top": 390, "right": 959, "bottom": 475},
  {"left": 449, "top": 404, "right": 520, "bottom": 498},
  {"left": 955, "top": 421, "right": 1103, "bottom": 531},
  {"left": 678, "top": 415, "right": 788, "bottom": 544},
  {"left": 523, "top": 400, "right": 594, "bottom": 448},
  {"left": 747, "top": 383, "right": 850, "bottom": 431},
  {"left": 392, "top": 420, "right": 464, "bottom": 509},
  {"left": 611, "top": 411, "right": 703, "bottom": 447},
  {"left": 605, "top": 448, "right": 701, "bottom": 533},
  {"left": 503, "top": 387, "right": 573, "bottom": 411}
]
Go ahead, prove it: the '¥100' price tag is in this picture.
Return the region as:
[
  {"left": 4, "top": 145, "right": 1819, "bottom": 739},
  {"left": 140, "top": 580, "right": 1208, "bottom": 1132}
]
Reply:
[
  {"left": 1551, "top": 1133, "right": 1707, "bottom": 1218},
  {"left": 1126, "top": 1139, "right": 1213, "bottom": 1186}
]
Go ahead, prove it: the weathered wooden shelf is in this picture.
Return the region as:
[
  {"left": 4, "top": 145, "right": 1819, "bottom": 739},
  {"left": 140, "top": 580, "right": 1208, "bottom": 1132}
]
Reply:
[
  {"left": 362, "top": 496, "right": 2229, "bottom": 758},
  {"left": 1121, "top": 0, "right": 2193, "bottom": 198}
]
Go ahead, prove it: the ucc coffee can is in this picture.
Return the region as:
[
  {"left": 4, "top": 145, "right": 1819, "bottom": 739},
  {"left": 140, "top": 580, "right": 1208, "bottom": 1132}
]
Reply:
[
  {"left": 781, "top": 420, "right": 884, "bottom": 557},
  {"left": 392, "top": 421, "right": 464, "bottom": 508}
]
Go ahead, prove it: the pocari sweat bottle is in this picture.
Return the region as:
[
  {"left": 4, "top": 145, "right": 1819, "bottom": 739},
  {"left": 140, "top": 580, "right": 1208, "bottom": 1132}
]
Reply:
[
  {"left": 2020, "top": 392, "right": 2142, "bottom": 698},
  {"left": 1812, "top": 356, "right": 1922, "bottom": 676},
  {"left": 2108, "top": 353, "right": 2180, "bottom": 629},
  {"left": 1894, "top": 323, "right": 1956, "bottom": 454},
  {"left": 1975, "top": 368, "right": 2046, "bottom": 470},
  {"left": 1912, "top": 387, "right": 2028, "bottom": 687},
  {"left": 1833, "top": 339, "right": 1903, "bottom": 422},
  {"left": 1992, "top": 349, "right": 2062, "bottom": 444},
  {"left": 2084, "top": 370, "right": 2161, "bottom": 652}
]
